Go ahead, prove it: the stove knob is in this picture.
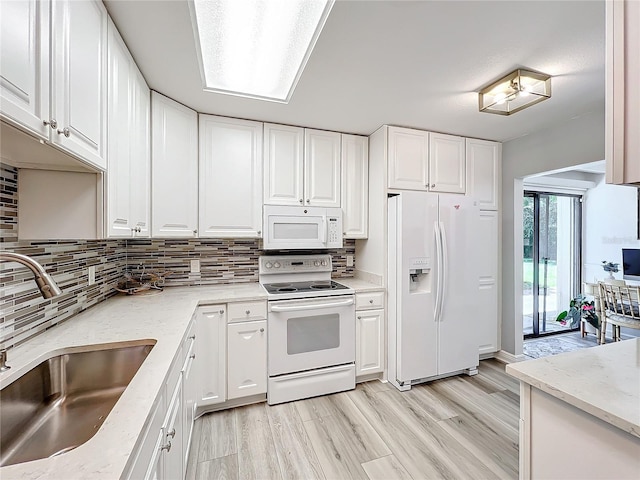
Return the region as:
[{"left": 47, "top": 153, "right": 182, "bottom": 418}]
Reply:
[
  {"left": 314, "top": 260, "right": 320, "bottom": 267},
  {"left": 321, "top": 260, "right": 328, "bottom": 266},
  {"left": 265, "top": 262, "right": 272, "bottom": 269},
  {"left": 273, "top": 262, "right": 281, "bottom": 268}
]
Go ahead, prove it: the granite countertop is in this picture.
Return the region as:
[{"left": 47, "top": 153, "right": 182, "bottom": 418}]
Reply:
[
  {"left": 0, "top": 278, "right": 381, "bottom": 479},
  {"left": 506, "top": 338, "right": 640, "bottom": 438},
  {"left": 0, "top": 284, "right": 267, "bottom": 480}
]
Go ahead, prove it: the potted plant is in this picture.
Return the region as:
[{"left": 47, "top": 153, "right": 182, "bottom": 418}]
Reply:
[{"left": 556, "top": 295, "right": 599, "bottom": 329}]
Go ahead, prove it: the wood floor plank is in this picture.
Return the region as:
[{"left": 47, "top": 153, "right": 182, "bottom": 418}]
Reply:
[
  {"left": 266, "top": 402, "right": 326, "bottom": 480},
  {"left": 302, "top": 392, "right": 391, "bottom": 480},
  {"left": 359, "top": 379, "right": 391, "bottom": 395},
  {"left": 430, "top": 377, "right": 519, "bottom": 437},
  {"left": 478, "top": 359, "right": 520, "bottom": 394},
  {"left": 294, "top": 393, "right": 344, "bottom": 422},
  {"left": 235, "top": 403, "right": 283, "bottom": 480},
  {"left": 198, "top": 409, "right": 237, "bottom": 462},
  {"left": 195, "top": 454, "right": 239, "bottom": 480},
  {"left": 403, "top": 383, "right": 458, "bottom": 421},
  {"left": 361, "top": 455, "right": 413, "bottom": 480},
  {"left": 437, "top": 410, "right": 519, "bottom": 479},
  {"left": 348, "top": 385, "right": 498, "bottom": 480}
]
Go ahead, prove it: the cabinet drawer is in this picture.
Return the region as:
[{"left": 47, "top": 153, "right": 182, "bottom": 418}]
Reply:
[
  {"left": 356, "top": 291, "right": 385, "bottom": 310},
  {"left": 228, "top": 301, "right": 267, "bottom": 323}
]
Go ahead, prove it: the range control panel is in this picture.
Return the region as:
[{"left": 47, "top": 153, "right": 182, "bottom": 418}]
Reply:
[{"left": 259, "top": 254, "right": 332, "bottom": 274}]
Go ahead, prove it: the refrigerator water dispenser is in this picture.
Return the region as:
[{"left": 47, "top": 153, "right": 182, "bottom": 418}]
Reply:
[{"left": 408, "top": 257, "right": 431, "bottom": 293}]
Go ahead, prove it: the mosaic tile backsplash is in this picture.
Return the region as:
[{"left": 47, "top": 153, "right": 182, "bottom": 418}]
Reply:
[{"left": 1, "top": 164, "right": 355, "bottom": 348}]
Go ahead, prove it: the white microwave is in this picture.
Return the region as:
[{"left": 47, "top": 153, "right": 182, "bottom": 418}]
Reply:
[{"left": 263, "top": 206, "right": 343, "bottom": 250}]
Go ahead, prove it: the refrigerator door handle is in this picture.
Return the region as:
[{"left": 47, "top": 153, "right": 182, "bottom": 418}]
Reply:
[
  {"left": 434, "top": 221, "right": 443, "bottom": 322},
  {"left": 439, "top": 221, "right": 448, "bottom": 322}
]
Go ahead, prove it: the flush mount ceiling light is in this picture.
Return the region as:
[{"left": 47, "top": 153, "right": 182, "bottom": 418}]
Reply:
[
  {"left": 189, "top": 0, "right": 334, "bottom": 103},
  {"left": 478, "top": 69, "right": 551, "bottom": 115}
]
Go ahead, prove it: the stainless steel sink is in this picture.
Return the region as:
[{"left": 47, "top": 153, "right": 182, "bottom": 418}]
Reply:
[{"left": 0, "top": 341, "right": 155, "bottom": 467}]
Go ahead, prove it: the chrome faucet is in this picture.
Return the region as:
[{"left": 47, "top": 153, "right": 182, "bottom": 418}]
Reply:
[
  {"left": 0, "top": 252, "right": 63, "bottom": 299},
  {"left": 0, "top": 349, "right": 9, "bottom": 371}
]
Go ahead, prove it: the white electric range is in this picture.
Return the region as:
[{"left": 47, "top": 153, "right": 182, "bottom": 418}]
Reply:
[{"left": 259, "top": 254, "right": 356, "bottom": 405}]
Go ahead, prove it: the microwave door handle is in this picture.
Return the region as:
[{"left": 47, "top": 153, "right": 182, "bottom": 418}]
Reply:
[
  {"left": 270, "top": 298, "right": 354, "bottom": 312},
  {"left": 322, "top": 215, "right": 328, "bottom": 245}
]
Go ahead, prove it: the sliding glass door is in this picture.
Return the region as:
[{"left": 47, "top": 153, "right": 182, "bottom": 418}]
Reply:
[{"left": 523, "top": 192, "right": 582, "bottom": 337}]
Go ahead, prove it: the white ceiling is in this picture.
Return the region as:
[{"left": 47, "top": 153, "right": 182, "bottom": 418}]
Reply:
[{"left": 104, "top": 0, "right": 605, "bottom": 143}]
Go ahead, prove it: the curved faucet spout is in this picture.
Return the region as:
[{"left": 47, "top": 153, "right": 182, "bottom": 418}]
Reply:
[{"left": 1, "top": 252, "right": 62, "bottom": 299}]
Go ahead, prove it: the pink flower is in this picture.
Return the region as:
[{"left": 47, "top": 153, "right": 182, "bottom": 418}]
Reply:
[{"left": 582, "top": 305, "right": 594, "bottom": 311}]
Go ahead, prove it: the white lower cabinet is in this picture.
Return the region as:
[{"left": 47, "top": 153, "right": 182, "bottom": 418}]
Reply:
[
  {"left": 195, "top": 306, "right": 226, "bottom": 407},
  {"left": 355, "top": 291, "right": 385, "bottom": 377},
  {"left": 227, "top": 320, "right": 267, "bottom": 400},
  {"left": 356, "top": 309, "right": 384, "bottom": 376},
  {"left": 476, "top": 210, "right": 500, "bottom": 355},
  {"left": 181, "top": 330, "right": 196, "bottom": 477}
]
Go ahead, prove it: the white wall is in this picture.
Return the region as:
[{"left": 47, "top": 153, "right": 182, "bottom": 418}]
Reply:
[
  {"left": 583, "top": 177, "right": 640, "bottom": 282},
  {"left": 501, "top": 110, "right": 605, "bottom": 356}
]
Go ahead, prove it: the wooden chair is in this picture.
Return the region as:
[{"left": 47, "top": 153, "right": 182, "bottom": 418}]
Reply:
[{"left": 598, "top": 282, "right": 640, "bottom": 342}]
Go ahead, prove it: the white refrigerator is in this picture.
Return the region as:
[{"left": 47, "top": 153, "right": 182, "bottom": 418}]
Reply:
[{"left": 387, "top": 190, "right": 480, "bottom": 390}]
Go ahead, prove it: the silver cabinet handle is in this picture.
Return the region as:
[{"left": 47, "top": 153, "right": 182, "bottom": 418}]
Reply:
[
  {"left": 257, "top": 230, "right": 261, "bottom": 235},
  {"left": 299, "top": 199, "right": 303, "bottom": 204},
  {"left": 358, "top": 316, "right": 362, "bottom": 320},
  {"left": 166, "top": 428, "right": 176, "bottom": 439},
  {"left": 260, "top": 328, "right": 265, "bottom": 333},
  {"left": 431, "top": 184, "right": 435, "bottom": 188},
  {"left": 306, "top": 199, "right": 310, "bottom": 203},
  {"left": 219, "top": 309, "right": 224, "bottom": 314},
  {"left": 190, "top": 353, "right": 196, "bottom": 359},
  {"left": 188, "top": 334, "right": 196, "bottom": 340},
  {"left": 161, "top": 441, "right": 172, "bottom": 452},
  {"left": 57, "top": 127, "right": 70, "bottom": 137},
  {"left": 193, "top": 229, "right": 198, "bottom": 235},
  {"left": 43, "top": 119, "right": 57, "bottom": 129},
  {"left": 369, "top": 299, "right": 374, "bottom": 304},
  {"left": 245, "top": 310, "right": 250, "bottom": 315}
]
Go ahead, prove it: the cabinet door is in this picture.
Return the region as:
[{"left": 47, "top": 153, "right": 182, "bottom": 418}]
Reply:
[
  {"left": 195, "top": 306, "right": 226, "bottom": 406},
  {"left": 181, "top": 335, "right": 196, "bottom": 476},
  {"left": 429, "top": 132, "right": 465, "bottom": 193},
  {"left": 106, "top": 20, "right": 133, "bottom": 236},
  {"left": 304, "top": 128, "right": 341, "bottom": 207},
  {"left": 387, "top": 126, "right": 429, "bottom": 190},
  {"left": 466, "top": 138, "right": 501, "bottom": 210},
  {"left": 151, "top": 92, "right": 198, "bottom": 237},
  {"left": 476, "top": 210, "right": 499, "bottom": 355},
  {"left": 356, "top": 309, "right": 384, "bottom": 376},
  {"left": 227, "top": 320, "right": 267, "bottom": 400},
  {"left": 130, "top": 67, "right": 150, "bottom": 236},
  {"left": 341, "top": 134, "right": 368, "bottom": 238},
  {"left": 163, "top": 379, "right": 183, "bottom": 480},
  {"left": 0, "top": 0, "right": 50, "bottom": 139},
  {"left": 263, "top": 123, "right": 304, "bottom": 206},
  {"left": 50, "top": 0, "right": 107, "bottom": 170},
  {"left": 199, "top": 115, "right": 263, "bottom": 237}
]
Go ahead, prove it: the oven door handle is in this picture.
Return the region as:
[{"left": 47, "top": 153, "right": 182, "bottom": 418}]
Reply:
[{"left": 270, "top": 298, "right": 354, "bottom": 312}]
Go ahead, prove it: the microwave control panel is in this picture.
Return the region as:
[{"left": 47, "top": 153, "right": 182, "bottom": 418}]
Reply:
[{"left": 327, "top": 217, "right": 340, "bottom": 245}]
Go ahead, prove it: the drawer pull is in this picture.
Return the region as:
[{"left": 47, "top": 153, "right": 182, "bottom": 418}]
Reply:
[
  {"left": 219, "top": 309, "right": 224, "bottom": 314},
  {"left": 369, "top": 299, "right": 374, "bottom": 304},
  {"left": 246, "top": 310, "right": 251, "bottom": 315},
  {"left": 358, "top": 316, "right": 362, "bottom": 320},
  {"left": 260, "top": 328, "right": 265, "bottom": 333},
  {"left": 161, "top": 441, "right": 172, "bottom": 452},
  {"left": 188, "top": 334, "right": 196, "bottom": 340},
  {"left": 190, "top": 353, "right": 196, "bottom": 359},
  {"left": 166, "top": 428, "right": 176, "bottom": 439}
]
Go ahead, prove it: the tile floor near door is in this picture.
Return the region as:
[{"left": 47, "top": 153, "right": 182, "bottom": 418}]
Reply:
[{"left": 186, "top": 360, "right": 519, "bottom": 480}]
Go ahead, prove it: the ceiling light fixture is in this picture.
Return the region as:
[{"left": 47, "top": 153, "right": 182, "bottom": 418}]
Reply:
[
  {"left": 478, "top": 69, "right": 551, "bottom": 115},
  {"left": 189, "top": 0, "right": 334, "bottom": 103}
]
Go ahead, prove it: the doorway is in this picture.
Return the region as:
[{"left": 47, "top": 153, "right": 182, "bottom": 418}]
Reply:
[{"left": 523, "top": 191, "right": 582, "bottom": 337}]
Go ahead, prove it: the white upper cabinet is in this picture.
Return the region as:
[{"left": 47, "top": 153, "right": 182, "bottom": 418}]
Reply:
[
  {"left": 341, "top": 134, "right": 369, "bottom": 238},
  {"left": 387, "top": 126, "right": 429, "bottom": 190},
  {"left": 466, "top": 138, "right": 501, "bottom": 210},
  {"left": 304, "top": 128, "right": 341, "bottom": 207},
  {"left": 264, "top": 124, "right": 341, "bottom": 207},
  {"left": 0, "top": 0, "right": 50, "bottom": 139},
  {"left": 199, "top": 115, "right": 263, "bottom": 237},
  {"left": 50, "top": 0, "right": 107, "bottom": 170},
  {"left": 606, "top": 0, "right": 640, "bottom": 185},
  {"left": 151, "top": 92, "right": 198, "bottom": 237},
  {"left": 106, "top": 19, "right": 150, "bottom": 238},
  {"left": 428, "top": 132, "right": 465, "bottom": 194},
  {"left": 263, "top": 123, "right": 304, "bottom": 205},
  {"left": 0, "top": 0, "right": 107, "bottom": 171}
]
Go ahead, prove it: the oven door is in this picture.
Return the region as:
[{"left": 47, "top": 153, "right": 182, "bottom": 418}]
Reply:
[{"left": 268, "top": 295, "right": 355, "bottom": 376}]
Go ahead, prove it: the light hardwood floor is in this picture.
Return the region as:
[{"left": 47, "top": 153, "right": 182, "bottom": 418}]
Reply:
[{"left": 185, "top": 359, "right": 519, "bottom": 480}]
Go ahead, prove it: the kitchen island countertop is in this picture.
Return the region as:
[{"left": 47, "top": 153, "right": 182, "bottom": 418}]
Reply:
[{"left": 506, "top": 338, "right": 640, "bottom": 438}]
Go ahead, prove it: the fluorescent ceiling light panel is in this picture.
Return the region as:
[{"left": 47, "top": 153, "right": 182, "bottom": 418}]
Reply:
[{"left": 190, "top": 0, "right": 334, "bottom": 103}]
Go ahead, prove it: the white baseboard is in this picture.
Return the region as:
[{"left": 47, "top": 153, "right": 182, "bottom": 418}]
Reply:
[{"left": 495, "top": 350, "right": 527, "bottom": 364}]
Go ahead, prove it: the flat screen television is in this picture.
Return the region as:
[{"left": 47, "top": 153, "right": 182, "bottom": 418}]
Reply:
[{"left": 622, "top": 248, "right": 640, "bottom": 281}]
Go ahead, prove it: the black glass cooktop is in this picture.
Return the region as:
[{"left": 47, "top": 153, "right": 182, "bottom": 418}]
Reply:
[{"left": 261, "top": 280, "right": 350, "bottom": 295}]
